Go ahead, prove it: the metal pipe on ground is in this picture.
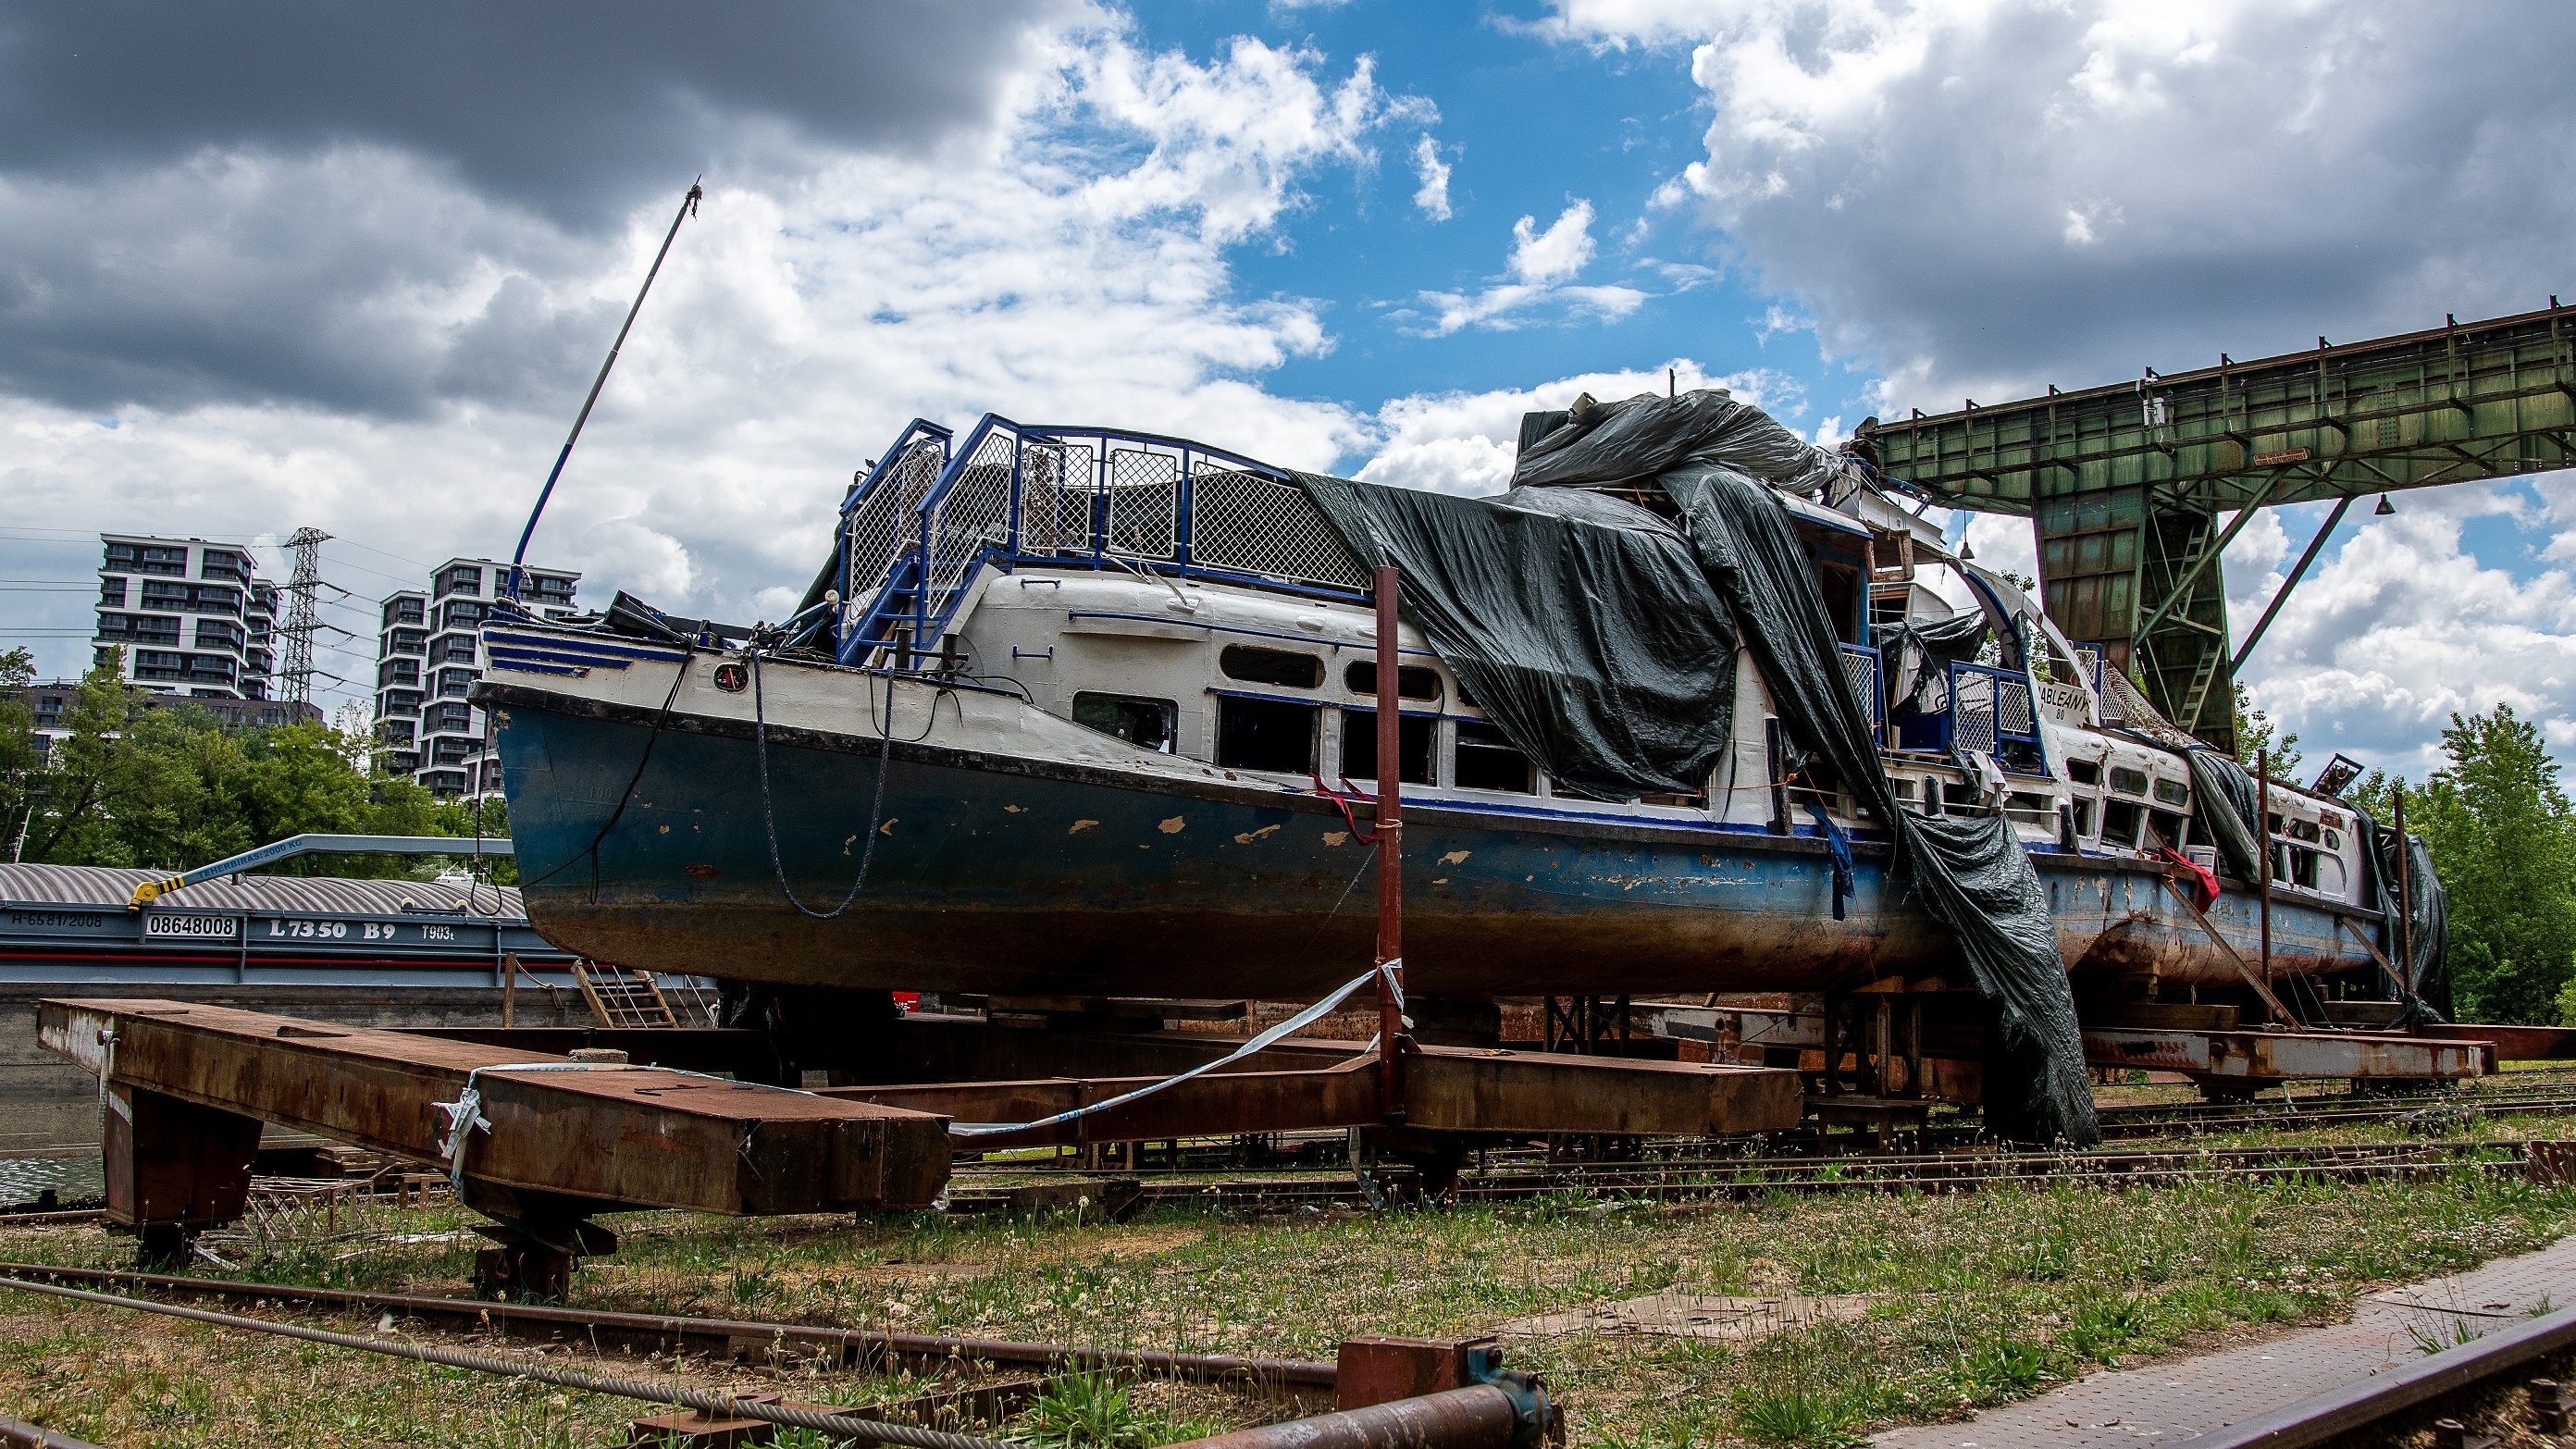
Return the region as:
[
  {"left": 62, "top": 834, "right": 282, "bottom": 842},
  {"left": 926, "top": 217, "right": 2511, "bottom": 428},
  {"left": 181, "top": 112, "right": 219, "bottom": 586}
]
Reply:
[
  {"left": 1170, "top": 1384, "right": 1526, "bottom": 1449},
  {"left": 0, "top": 1261, "right": 1337, "bottom": 1389},
  {"left": 0, "top": 1417, "right": 102, "bottom": 1449}
]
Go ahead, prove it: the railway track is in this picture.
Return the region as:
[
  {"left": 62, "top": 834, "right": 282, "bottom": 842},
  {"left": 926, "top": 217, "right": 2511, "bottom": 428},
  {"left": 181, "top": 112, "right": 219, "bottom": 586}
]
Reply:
[
  {"left": 2190, "top": 1300, "right": 2576, "bottom": 1449},
  {"left": 947, "top": 1135, "right": 2552, "bottom": 1214}
]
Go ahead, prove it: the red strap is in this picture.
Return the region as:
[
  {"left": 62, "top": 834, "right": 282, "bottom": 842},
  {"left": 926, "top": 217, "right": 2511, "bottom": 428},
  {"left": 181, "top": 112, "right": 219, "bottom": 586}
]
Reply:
[
  {"left": 2158, "top": 847, "right": 2220, "bottom": 910},
  {"left": 1311, "top": 773, "right": 1381, "bottom": 844}
]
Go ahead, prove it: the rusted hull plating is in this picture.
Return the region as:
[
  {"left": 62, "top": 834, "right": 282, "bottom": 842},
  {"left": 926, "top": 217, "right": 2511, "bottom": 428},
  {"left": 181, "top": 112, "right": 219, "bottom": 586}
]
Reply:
[{"left": 491, "top": 687, "right": 2380, "bottom": 1001}]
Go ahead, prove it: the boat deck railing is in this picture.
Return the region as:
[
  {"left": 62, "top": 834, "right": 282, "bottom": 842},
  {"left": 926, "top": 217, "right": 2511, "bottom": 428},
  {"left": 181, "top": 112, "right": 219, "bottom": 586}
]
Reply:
[{"left": 827, "top": 415, "right": 1370, "bottom": 665}]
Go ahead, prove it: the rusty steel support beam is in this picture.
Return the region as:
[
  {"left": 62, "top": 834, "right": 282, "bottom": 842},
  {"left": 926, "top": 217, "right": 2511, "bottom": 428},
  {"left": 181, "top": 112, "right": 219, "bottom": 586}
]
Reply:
[
  {"left": 40, "top": 999, "right": 952, "bottom": 1218},
  {"left": 2083, "top": 1026, "right": 2490, "bottom": 1083}
]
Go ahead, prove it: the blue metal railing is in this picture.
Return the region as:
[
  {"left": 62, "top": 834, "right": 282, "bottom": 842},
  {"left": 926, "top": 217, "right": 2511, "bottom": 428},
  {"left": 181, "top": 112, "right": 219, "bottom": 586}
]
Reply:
[
  {"left": 1944, "top": 660, "right": 2040, "bottom": 759},
  {"left": 1837, "top": 642, "right": 1883, "bottom": 738},
  {"left": 828, "top": 415, "right": 1371, "bottom": 666}
]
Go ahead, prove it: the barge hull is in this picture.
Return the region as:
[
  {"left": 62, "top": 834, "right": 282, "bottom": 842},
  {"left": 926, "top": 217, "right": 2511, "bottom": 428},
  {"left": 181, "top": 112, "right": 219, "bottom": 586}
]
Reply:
[{"left": 489, "top": 683, "right": 2373, "bottom": 1000}]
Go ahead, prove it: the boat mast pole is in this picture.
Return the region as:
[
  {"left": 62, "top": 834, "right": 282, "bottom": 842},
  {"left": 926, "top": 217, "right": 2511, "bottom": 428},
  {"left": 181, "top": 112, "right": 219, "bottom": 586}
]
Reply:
[
  {"left": 2257, "top": 747, "right": 2273, "bottom": 1016},
  {"left": 1374, "top": 565, "right": 1406, "bottom": 1120},
  {"left": 506, "top": 178, "right": 703, "bottom": 601}
]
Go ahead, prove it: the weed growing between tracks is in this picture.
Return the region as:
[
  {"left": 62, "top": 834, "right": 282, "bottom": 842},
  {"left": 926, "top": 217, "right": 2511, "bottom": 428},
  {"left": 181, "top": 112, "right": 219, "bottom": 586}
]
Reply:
[{"left": 3, "top": 1147, "right": 2575, "bottom": 1446}]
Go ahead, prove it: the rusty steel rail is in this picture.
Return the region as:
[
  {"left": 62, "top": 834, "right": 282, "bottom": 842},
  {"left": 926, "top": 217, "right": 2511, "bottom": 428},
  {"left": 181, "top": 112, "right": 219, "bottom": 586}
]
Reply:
[
  {"left": 0, "top": 1271, "right": 1011, "bottom": 1449},
  {"left": 950, "top": 1137, "right": 2539, "bottom": 1213},
  {"left": 0, "top": 1261, "right": 1337, "bottom": 1389},
  {"left": 0, "top": 1270, "right": 1548, "bottom": 1449},
  {"left": 2192, "top": 1299, "right": 2576, "bottom": 1449}
]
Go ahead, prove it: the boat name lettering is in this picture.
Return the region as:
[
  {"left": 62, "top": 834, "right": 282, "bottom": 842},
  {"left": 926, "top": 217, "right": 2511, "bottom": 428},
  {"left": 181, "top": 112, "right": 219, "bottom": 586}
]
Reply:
[
  {"left": 2038, "top": 682, "right": 2089, "bottom": 714},
  {"left": 421, "top": 923, "right": 456, "bottom": 941},
  {"left": 143, "top": 913, "right": 239, "bottom": 940},
  {"left": 10, "top": 910, "right": 103, "bottom": 930},
  {"left": 268, "top": 918, "right": 353, "bottom": 940}
]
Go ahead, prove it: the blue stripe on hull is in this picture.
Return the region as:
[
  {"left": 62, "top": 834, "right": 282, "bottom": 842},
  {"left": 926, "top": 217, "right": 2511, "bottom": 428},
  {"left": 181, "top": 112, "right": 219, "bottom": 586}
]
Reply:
[{"left": 493, "top": 700, "right": 2373, "bottom": 1000}]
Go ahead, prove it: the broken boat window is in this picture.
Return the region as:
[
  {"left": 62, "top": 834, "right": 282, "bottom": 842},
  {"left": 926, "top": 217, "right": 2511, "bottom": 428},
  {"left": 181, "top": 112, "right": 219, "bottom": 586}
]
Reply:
[
  {"left": 1220, "top": 645, "right": 1324, "bottom": 689},
  {"left": 1343, "top": 659, "right": 1443, "bottom": 701},
  {"left": 1216, "top": 695, "right": 1317, "bottom": 774},
  {"left": 2108, "top": 765, "right": 2150, "bottom": 798},
  {"left": 2148, "top": 809, "right": 2188, "bottom": 850},
  {"left": 2100, "top": 799, "right": 2144, "bottom": 848},
  {"left": 2152, "top": 777, "right": 2189, "bottom": 807},
  {"left": 2071, "top": 797, "right": 2097, "bottom": 837},
  {"left": 1453, "top": 719, "right": 1535, "bottom": 794},
  {"left": 1071, "top": 692, "right": 1178, "bottom": 753},
  {"left": 1339, "top": 707, "right": 1434, "bottom": 786},
  {"left": 2067, "top": 758, "right": 2102, "bottom": 786}
]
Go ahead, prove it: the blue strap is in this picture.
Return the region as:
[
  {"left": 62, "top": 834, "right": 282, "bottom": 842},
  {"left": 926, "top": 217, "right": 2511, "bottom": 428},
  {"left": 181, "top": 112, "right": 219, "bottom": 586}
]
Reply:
[{"left": 1805, "top": 801, "right": 1855, "bottom": 921}]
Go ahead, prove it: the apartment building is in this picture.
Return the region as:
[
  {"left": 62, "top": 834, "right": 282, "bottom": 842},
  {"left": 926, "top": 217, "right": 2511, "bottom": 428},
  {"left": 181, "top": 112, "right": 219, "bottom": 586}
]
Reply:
[
  {"left": 90, "top": 535, "right": 277, "bottom": 700},
  {"left": 374, "top": 558, "right": 578, "bottom": 796}
]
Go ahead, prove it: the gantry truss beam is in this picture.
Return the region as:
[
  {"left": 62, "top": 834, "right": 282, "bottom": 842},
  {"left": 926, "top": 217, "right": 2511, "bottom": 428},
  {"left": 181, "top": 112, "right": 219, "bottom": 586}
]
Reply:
[{"left": 1858, "top": 302, "right": 2576, "bottom": 749}]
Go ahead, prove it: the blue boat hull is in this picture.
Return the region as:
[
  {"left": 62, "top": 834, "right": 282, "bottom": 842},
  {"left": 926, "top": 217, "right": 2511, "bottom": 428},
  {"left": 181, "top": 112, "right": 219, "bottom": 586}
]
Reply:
[{"left": 484, "top": 682, "right": 2377, "bottom": 1001}]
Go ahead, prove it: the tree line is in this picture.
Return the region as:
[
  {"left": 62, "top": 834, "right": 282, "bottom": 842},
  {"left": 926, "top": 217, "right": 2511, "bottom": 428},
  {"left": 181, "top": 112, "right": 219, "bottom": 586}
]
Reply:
[
  {"left": 2237, "top": 688, "right": 2576, "bottom": 1026},
  {"left": 1, "top": 649, "right": 507, "bottom": 880}
]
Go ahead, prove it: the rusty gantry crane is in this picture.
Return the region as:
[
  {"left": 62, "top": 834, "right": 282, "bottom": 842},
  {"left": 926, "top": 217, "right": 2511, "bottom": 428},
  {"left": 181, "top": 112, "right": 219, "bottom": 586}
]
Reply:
[{"left": 1860, "top": 302, "right": 2576, "bottom": 750}]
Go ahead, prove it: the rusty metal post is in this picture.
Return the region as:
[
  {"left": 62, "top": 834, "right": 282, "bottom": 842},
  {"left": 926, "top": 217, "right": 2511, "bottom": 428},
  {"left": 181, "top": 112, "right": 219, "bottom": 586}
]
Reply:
[
  {"left": 2393, "top": 790, "right": 2415, "bottom": 995},
  {"left": 2257, "top": 747, "right": 2273, "bottom": 1005},
  {"left": 1374, "top": 565, "right": 1406, "bottom": 1121},
  {"left": 502, "top": 951, "right": 518, "bottom": 1028}
]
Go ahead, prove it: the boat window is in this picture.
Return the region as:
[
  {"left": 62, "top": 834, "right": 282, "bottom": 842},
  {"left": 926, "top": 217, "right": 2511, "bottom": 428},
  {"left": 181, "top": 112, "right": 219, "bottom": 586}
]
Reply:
[
  {"left": 1220, "top": 645, "right": 1324, "bottom": 689},
  {"left": 2148, "top": 809, "right": 2188, "bottom": 850},
  {"left": 2288, "top": 844, "right": 2321, "bottom": 889},
  {"left": 2067, "top": 758, "right": 2101, "bottom": 786},
  {"left": 2323, "top": 827, "right": 2342, "bottom": 850},
  {"left": 1886, "top": 777, "right": 1916, "bottom": 802},
  {"left": 1339, "top": 708, "right": 1434, "bottom": 786},
  {"left": 2100, "top": 799, "right": 2144, "bottom": 848},
  {"left": 1940, "top": 780, "right": 1983, "bottom": 811},
  {"left": 1344, "top": 659, "right": 1443, "bottom": 701},
  {"left": 2071, "top": 797, "right": 2097, "bottom": 837},
  {"left": 1216, "top": 696, "right": 1317, "bottom": 774},
  {"left": 1071, "top": 692, "right": 1178, "bottom": 753},
  {"left": 2109, "top": 765, "right": 2149, "bottom": 798},
  {"left": 2152, "top": 777, "right": 2189, "bottom": 807},
  {"left": 1454, "top": 719, "right": 1535, "bottom": 794}
]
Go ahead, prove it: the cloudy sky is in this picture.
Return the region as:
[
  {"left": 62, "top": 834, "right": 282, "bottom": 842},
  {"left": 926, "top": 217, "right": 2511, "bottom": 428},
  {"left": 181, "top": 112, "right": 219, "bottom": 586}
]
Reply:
[{"left": 1, "top": 0, "right": 2570, "bottom": 780}]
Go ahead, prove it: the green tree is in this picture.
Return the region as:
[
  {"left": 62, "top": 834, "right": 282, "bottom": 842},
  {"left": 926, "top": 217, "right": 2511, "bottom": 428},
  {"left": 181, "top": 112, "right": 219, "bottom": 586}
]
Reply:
[
  {"left": 2232, "top": 682, "right": 2303, "bottom": 778},
  {"left": 2409, "top": 705, "right": 2576, "bottom": 1023},
  {"left": 0, "top": 647, "right": 39, "bottom": 860}
]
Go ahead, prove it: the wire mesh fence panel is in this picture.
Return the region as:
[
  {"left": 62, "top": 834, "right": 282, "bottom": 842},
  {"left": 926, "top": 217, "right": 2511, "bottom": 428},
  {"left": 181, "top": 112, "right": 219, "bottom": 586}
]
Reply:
[
  {"left": 1105, "top": 448, "right": 1180, "bottom": 561},
  {"left": 1998, "top": 675, "right": 2036, "bottom": 737},
  {"left": 845, "top": 440, "right": 941, "bottom": 602},
  {"left": 1839, "top": 645, "right": 1882, "bottom": 729},
  {"left": 1952, "top": 668, "right": 1999, "bottom": 756},
  {"left": 1191, "top": 467, "right": 1371, "bottom": 590},
  {"left": 1024, "top": 441, "right": 1096, "bottom": 557},
  {"left": 923, "top": 429, "right": 1020, "bottom": 617}
]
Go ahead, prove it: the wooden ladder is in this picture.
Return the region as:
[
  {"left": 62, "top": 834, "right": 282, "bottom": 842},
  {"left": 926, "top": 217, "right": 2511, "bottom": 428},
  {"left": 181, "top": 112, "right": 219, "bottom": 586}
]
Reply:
[{"left": 572, "top": 962, "right": 679, "bottom": 1029}]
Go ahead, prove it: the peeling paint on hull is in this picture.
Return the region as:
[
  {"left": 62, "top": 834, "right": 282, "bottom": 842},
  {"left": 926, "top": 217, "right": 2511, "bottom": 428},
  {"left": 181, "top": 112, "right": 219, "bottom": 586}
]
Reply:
[{"left": 489, "top": 686, "right": 2377, "bottom": 1000}]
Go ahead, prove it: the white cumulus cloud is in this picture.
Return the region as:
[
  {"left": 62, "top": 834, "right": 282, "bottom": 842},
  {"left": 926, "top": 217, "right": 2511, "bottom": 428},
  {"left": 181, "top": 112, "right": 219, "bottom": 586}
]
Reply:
[{"left": 1410, "top": 134, "right": 1453, "bottom": 221}]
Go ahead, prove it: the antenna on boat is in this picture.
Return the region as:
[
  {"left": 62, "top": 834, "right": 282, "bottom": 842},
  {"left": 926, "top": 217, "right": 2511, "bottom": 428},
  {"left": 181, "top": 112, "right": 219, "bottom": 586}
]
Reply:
[{"left": 505, "top": 177, "right": 705, "bottom": 601}]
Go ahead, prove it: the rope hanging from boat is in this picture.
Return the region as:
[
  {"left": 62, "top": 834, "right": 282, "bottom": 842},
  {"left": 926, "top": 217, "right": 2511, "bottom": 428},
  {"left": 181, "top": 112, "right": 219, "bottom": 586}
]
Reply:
[
  {"left": 951, "top": 962, "right": 1390, "bottom": 1138},
  {"left": 749, "top": 648, "right": 898, "bottom": 920}
]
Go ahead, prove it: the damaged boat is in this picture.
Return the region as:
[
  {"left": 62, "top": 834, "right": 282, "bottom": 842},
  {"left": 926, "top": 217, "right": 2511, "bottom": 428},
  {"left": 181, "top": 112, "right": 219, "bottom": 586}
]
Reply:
[{"left": 474, "top": 390, "right": 2446, "bottom": 1140}]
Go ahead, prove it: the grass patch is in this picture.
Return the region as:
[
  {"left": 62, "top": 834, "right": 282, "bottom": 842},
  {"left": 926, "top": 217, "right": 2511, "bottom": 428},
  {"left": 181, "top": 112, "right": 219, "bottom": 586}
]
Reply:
[{"left": 4, "top": 1110, "right": 2575, "bottom": 1444}]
